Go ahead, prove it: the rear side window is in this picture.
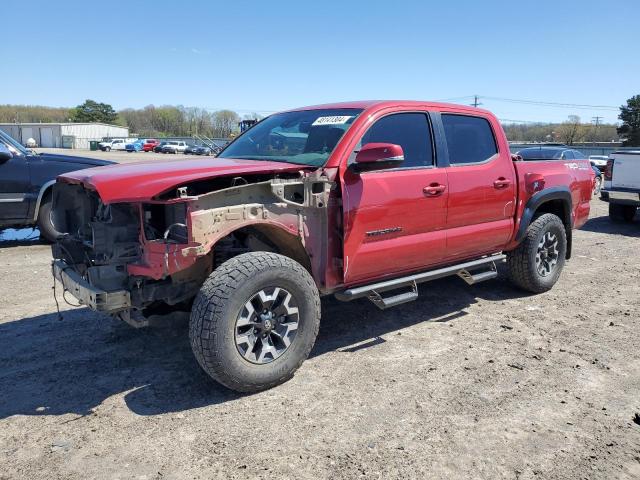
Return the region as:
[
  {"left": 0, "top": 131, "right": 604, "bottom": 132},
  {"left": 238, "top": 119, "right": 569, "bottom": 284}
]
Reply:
[
  {"left": 442, "top": 114, "right": 497, "bottom": 165},
  {"left": 361, "top": 113, "right": 433, "bottom": 168},
  {"left": 572, "top": 150, "right": 585, "bottom": 159}
]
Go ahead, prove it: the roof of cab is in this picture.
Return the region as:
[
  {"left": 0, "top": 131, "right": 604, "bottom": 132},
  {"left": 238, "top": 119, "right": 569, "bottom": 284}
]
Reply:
[{"left": 284, "top": 100, "right": 492, "bottom": 116}]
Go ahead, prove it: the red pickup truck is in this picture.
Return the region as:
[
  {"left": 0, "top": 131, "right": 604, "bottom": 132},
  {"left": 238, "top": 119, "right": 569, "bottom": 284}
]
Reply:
[
  {"left": 51, "top": 101, "right": 593, "bottom": 392},
  {"left": 142, "top": 139, "right": 160, "bottom": 152}
]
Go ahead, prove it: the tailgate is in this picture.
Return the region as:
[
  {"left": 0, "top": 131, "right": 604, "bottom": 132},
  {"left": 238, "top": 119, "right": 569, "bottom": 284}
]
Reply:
[{"left": 612, "top": 153, "right": 640, "bottom": 190}]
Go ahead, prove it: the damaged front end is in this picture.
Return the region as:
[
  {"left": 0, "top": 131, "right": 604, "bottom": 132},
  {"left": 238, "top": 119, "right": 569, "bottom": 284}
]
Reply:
[{"left": 51, "top": 170, "right": 337, "bottom": 326}]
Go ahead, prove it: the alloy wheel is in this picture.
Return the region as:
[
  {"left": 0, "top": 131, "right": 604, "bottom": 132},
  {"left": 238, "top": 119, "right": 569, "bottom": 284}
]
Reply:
[
  {"left": 535, "top": 231, "right": 559, "bottom": 277},
  {"left": 235, "top": 287, "right": 300, "bottom": 364}
]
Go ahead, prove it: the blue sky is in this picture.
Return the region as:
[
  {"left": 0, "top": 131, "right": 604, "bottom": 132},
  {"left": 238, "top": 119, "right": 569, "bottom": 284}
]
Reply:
[{"left": 1, "top": 0, "right": 637, "bottom": 123}]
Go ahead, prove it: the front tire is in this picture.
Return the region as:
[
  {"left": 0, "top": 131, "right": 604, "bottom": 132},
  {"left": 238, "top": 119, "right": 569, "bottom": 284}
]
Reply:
[
  {"left": 189, "top": 252, "right": 320, "bottom": 393},
  {"left": 37, "top": 194, "right": 61, "bottom": 242},
  {"left": 507, "top": 213, "right": 567, "bottom": 293}
]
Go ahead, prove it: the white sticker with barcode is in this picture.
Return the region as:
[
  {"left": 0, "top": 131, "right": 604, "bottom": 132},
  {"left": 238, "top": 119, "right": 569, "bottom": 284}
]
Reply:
[{"left": 312, "top": 115, "right": 352, "bottom": 126}]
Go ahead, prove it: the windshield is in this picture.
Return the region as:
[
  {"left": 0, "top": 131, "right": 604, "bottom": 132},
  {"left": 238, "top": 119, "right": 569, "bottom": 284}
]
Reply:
[
  {"left": 0, "top": 129, "right": 29, "bottom": 156},
  {"left": 218, "top": 108, "right": 363, "bottom": 166}
]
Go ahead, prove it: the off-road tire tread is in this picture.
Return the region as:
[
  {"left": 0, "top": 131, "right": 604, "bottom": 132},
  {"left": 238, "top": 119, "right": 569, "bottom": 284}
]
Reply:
[
  {"left": 507, "top": 213, "right": 566, "bottom": 293},
  {"left": 189, "top": 252, "right": 320, "bottom": 392}
]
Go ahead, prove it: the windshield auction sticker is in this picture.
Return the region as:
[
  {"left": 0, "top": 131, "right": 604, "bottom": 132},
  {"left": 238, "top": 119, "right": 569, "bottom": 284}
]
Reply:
[{"left": 312, "top": 116, "right": 352, "bottom": 126}]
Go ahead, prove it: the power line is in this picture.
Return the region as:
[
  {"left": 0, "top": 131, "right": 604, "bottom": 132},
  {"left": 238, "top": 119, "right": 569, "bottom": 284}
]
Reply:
[{"left": 481, "top": 96, "right": 619, "bottom": 111}]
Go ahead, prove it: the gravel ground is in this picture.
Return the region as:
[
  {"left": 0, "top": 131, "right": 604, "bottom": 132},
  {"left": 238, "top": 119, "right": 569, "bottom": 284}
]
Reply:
[{"left": 0, "top": 199, "right": 639, "bottom": 479}]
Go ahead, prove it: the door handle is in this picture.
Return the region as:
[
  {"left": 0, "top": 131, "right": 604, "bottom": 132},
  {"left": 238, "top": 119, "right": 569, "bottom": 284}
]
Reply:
[
  {"left": 493, "top": 177, "right": 511, "bottom": 189},
  {"left": 423, "top": 183, "right": 446, "bottom": 196}
]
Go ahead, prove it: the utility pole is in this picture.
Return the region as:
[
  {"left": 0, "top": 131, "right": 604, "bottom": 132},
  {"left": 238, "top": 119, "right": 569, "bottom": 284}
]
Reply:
[
  {"left": 592, "top": 116, "right": 603, "bottom": 142},
  {"left": 471, "top": 95, "right": 482, "bottom": 108}
]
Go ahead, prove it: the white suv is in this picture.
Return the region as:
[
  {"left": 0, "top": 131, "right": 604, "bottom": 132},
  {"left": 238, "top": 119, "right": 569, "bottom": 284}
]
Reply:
[
  {"left": 161, "top": 141, "right": 187, "bottom": 154},
  {"left": 99, "top": 139, "right": 127, "bottom": 151}
]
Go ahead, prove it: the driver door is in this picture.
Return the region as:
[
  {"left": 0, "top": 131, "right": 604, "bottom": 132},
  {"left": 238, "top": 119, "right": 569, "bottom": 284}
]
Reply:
[
  {"left": 0, "top": 150, "right": 31, "bottom": 220},
  {"left": 341, "top": 112, "right": 448, "bottom": 285}
]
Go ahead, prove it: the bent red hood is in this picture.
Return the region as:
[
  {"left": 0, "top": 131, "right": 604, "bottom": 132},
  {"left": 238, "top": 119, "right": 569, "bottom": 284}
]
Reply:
[{"left": 59, "top": 157, "right": 307, "bottom": 203}]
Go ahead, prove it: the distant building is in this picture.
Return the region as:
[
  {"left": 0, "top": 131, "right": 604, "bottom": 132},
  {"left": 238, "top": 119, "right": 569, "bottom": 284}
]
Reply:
[{"left": 0, "top": 122, "right": 129, "bottom": 149}]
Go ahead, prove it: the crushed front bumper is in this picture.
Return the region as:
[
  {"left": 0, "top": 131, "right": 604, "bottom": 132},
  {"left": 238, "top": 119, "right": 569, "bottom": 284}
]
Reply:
[{"left": 52, "top": 260, "right": 131, "bottom": 313}]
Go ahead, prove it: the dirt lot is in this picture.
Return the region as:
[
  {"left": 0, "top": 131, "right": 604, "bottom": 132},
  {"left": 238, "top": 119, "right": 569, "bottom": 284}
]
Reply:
[{"left": 0, "top": 199, "right": 639, "bottom": 479}]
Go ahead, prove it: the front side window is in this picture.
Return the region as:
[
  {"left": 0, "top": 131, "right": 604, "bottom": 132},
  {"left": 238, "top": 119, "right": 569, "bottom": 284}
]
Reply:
[
  {"left": 442, "top": 114, "right": 497, "bottom": 165},
  {"left": 360, "top": 113, "right": 433, "bottom": 168},
  {"left": 218, "top": 108, "right": 362, "bottom": 167},
  {"left": 561, "top": 150, "right": 574, "bottom": 160}
]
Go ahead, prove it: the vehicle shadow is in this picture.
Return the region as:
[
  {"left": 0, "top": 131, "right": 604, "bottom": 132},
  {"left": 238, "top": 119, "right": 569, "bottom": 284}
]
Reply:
[
  {"left": 580, "top": 215, "right": 640, "bottom": 237},
  {"left": 0, "top": 274, "right": 531, "bottom": 419}
]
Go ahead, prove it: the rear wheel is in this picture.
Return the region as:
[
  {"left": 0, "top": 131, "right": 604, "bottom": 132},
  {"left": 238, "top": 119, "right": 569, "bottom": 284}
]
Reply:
[
  {"left": 609, "top": 203, "right": 637, "bottom": 222},
  {"left": 507, "top": 213, "right": 567, "bottom": 293},
  {"left": 189, "top": 252, "right": 320, "bottom": 392},
  {"left": 593, "top": 176, "right": 602, "bottom": 195}
]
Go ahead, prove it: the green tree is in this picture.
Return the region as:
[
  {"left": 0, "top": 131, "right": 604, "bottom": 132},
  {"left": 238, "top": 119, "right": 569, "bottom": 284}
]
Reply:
[
  {"left": 618, "top": 95, "right": 640, "bottom": 146},
  {"left": 70, "top": 99, "right": 118, "bottom": 124}
]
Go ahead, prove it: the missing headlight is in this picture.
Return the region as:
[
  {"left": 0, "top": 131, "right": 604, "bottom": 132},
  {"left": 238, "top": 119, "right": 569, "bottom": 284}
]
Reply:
[{"left": 143, "top": 203, "right": 188, "bottom": 243}]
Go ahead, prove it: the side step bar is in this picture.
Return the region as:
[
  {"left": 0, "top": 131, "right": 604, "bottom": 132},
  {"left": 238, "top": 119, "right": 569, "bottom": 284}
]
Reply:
[{"left": 335, "top": 254, "right": 506, "bottom": 310}]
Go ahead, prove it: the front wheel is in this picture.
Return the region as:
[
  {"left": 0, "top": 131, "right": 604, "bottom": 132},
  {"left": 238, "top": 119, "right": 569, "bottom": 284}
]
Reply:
[
  {"left": 37, "top": 194, "right": 62, "bottom": 242},
  {"left": 507, "top": 213, "right": 567, "bottom": 293},
  {"left": 189, "top": 252, "right": 321, "bottom": 392}
]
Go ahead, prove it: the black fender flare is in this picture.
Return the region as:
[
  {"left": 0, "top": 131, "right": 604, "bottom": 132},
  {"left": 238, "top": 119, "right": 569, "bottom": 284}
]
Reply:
[{"left": 515, "top": 186, "right": 573, "bottom": 259}]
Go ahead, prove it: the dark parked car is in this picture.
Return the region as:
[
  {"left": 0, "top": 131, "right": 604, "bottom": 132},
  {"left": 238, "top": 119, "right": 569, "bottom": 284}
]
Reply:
[
  {"left": 184, "top": 144, "right": 212, "bottom": 155},
  {"left": 153, "top": 141, "right": 169, "bottom": 153},
  {"left": 516, "top": 146, "right": 600, "bottom": 194},
  {"left": 0, "top": 130, "right": 113, "bottom": 241},
  {"left": 592, "top": 165, "right": 602, "bottom": 195},
  {"left": 516, "top": 146, "right": 588, "bottom": 162}
]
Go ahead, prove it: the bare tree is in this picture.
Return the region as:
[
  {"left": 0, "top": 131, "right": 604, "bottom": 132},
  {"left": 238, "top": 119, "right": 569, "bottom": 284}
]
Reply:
[
  {"left": 555, "top": 115, "right": 587, "bottom": 145},
  {"left": 212, "top": 110, "right": 240, "bottom": 138}
]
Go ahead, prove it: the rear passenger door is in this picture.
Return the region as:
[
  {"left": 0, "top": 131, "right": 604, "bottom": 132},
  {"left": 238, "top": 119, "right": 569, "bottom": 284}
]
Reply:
[
  {"left": 342, "top": 112, "right": 449, "bottom": 285},
  {"left": 440, "top": 114, "right": 516, "bottom": 259}
]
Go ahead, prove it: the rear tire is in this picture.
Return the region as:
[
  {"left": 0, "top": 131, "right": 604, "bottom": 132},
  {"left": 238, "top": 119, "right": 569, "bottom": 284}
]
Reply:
[
  {"left": 507, "top": 213, "right": 567, "bottom": 293},
  {"left": 609, "top": 203, "right": 636, "bottom": 222},
  {"left": 189, "top": 252, "right": 320, "bottom": 393},
  {"left": 37, "top": 194, "right": 61, "bottom": 242}
]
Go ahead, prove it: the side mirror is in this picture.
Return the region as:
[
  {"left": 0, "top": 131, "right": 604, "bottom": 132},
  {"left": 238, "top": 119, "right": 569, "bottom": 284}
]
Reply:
[
  {"left": 0, "top": 144, "right": 13, "bottom": 163},
  {"left": 352, "top": 142, "right": 404, "bottom": 172}
]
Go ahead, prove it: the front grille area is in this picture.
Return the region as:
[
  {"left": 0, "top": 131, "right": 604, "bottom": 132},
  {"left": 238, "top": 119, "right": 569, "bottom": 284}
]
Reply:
[{"left": 51, "top": 182, "right": 141, "bottom": 291}]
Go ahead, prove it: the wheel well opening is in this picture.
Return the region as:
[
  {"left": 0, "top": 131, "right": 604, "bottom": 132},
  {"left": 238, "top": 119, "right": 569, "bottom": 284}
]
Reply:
[
  {"left": 212, "top": 225, "right": 312, "bottom": 273},
  {"left": 534, "top": 199, "right": 567, "bottom": 225},
  {"left": 534, "top": 199, "right": 572, "bottom": 259}
]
